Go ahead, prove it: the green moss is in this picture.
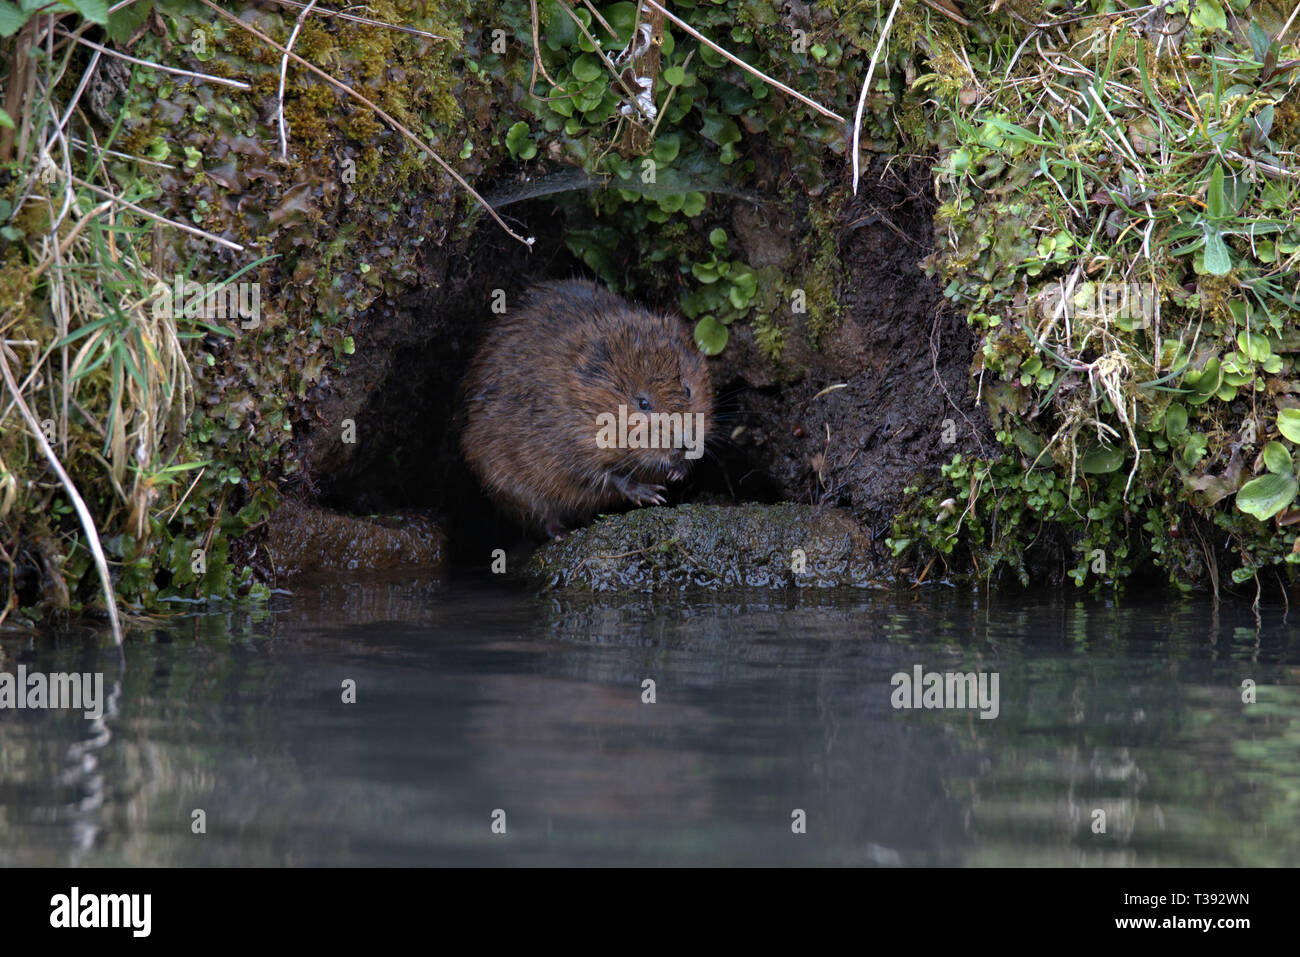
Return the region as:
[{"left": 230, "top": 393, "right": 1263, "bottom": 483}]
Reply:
[
  {"left": 800, "top": 201, "right": 845, "bottom": 345},
  {"left": 754, "top": 312, "right": 785, "bottom": 362}
]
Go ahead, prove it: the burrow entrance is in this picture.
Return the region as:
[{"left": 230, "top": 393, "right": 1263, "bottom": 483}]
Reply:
[{"left": 286, "top": 158, "right": 988, "bottom": 571}]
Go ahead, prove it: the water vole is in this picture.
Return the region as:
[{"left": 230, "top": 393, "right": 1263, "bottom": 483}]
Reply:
[{"left": 461, "top": 279, "right": 714, "bottom": 539}]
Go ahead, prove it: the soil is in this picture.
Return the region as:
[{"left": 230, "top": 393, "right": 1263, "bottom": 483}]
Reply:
[{"left": 720, "top": 157, "right": 995, "bottom": 541}]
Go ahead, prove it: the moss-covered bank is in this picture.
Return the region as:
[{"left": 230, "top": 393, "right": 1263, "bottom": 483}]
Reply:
[{"left": 1, "top": 1, "right": 1297, "bottom": 623}]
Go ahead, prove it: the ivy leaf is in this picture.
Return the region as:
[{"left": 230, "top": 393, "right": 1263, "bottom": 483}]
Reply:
[{"left": 1236, "top": 471, "right": 1298, "bottom": 521}]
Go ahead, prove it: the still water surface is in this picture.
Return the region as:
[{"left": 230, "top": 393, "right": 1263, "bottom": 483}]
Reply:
[{"left": 2, "top": 575, "right": 1297, "bottom": 866}]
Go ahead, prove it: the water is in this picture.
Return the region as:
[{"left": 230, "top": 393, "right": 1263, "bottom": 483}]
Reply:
[{"left": 1, "top": 575, "right": 1297, "bottom": 866}]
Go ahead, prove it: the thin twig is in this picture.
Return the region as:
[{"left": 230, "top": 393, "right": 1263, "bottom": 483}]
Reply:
[
  {"left": 278, "top": 0, "right": 320, "bottom": 159},
  {"left": 264, "top": 0, "right": 448, "bottom": 39},
  {"left": 68, "top": 137, "right": 176, "bottom": 169},
  {"left": 196, "top": 0, "right": 533, "bottom": 248},
  {"left": 0, "top": 343, "right": 124, "bottom": 646},
  {"left": 527, "top": 0, "right": 565, "bottom": 96},
  {"left": 61, "top": 32, "right": 252, "bottom": 90},
  {"left": 30, "top": 199, "right": 114, "bottom": 280},
  {"left": 852, "top": 0, "right": 902, "bottom": 195},
  {"left": 641, "top": 0, "right": 845, "bottom": 124},
  {"left": 71, "top": 175, "right": 245, "bottom": 251},
  {"left": 1280, "top": 3, "right": 1300, "bottom": 43}
]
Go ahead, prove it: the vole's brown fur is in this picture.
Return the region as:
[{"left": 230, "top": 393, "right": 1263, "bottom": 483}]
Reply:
[{"left": 461, "top": 279, "right": 714, "bottom": 539}]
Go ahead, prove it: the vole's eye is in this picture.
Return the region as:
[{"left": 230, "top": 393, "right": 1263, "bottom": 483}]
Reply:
[
  {"left": 683, "top": 384, "right": 692, "bottom": 399},
  {"left": 637, "top": 395, "right": 651, "bottom": 412}
]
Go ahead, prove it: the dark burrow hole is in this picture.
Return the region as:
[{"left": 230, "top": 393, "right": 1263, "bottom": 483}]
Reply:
[{"left": 309, "top": 194, "right": 783, "bottom": 569}]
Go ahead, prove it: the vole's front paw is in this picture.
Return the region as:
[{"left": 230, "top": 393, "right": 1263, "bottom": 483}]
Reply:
[
  {"left": 625, "top": 482, "right": 667, "bottom": 506},
  {"left": 611, "top": 473, "right": 667, "bottom": 506}
]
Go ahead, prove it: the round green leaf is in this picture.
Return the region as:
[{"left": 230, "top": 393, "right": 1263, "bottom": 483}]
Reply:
[
  {"left": 681, "top": 192, "right": 706, "bottom": 216},
  {"left": 699, "top": 45, "right": 727, "bottom": 68},
  {"left": 652, "top": 134, "right": 680, "bottom": 164},
  {"left": 603, "top": 1, "right": 639, "bottom": 43},
  {"left": 693, "top": 316, "right": 728, "bottom": 355},
  {"left": 504, "top": 121, "right": 536, "bottom": 160},
  {"left": 1164, "top": 403, "right": 1189, "bottom": 439},
  {"left": 691, "top": 260, "right": 721, "bottom": 283},
  {"left": 1080, "top": 444, "right": 1125, "bottom": 474},
  {"left": 1192, "top": 0, "right": 1227, "bottom": 31},
  {"left": 572, "top": 53, "right": 604, "bottom": 82},
  {"left": 730, "top": 267, "right": 757, "bottom": 300},
  {"left": 1235, "top": 471, "right": 1299, "bottom": 521},
  {"left": 1278, "top": 408, "right": 1300, "bottom": 443},
  {"left": 657, "top": 193, "right": 685, "bottom": 213},
  {"left": 1263, "top": 441, "right": 1293, "bottom": 474},
  {"left": 1186, "top": 356, "right": 1222, "bottom": 395},
  {"left": 1237, "top": 331, "right": 1271, "bottom": 362}
]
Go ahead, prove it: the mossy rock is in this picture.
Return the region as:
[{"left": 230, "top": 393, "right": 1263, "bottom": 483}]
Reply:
[
  {"left": 526, "top": 504, "right": 882, "bottom": 591},
  {"left": 264, "top": 500, "right": 444, "bottom": 579}
]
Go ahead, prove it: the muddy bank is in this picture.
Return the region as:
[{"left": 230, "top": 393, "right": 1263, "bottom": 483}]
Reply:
[
  {"left": 719, "top": 158, "right": 993, "bottom": 533},
  {"left": 260, "top": 499, "right": 444, "bottom": 581}
]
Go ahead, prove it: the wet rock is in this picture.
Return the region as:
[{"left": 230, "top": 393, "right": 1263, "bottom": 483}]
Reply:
[
  {"left": 263, "top": 500, "right": 444, "bottom": 580},
  {"left": 526, "top": 504, "right": 882, "bottom": 591}
]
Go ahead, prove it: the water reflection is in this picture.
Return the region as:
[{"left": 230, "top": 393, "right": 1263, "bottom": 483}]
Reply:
[{"left": 0, "top": 577, "right": 1296, "bottom": 865}]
